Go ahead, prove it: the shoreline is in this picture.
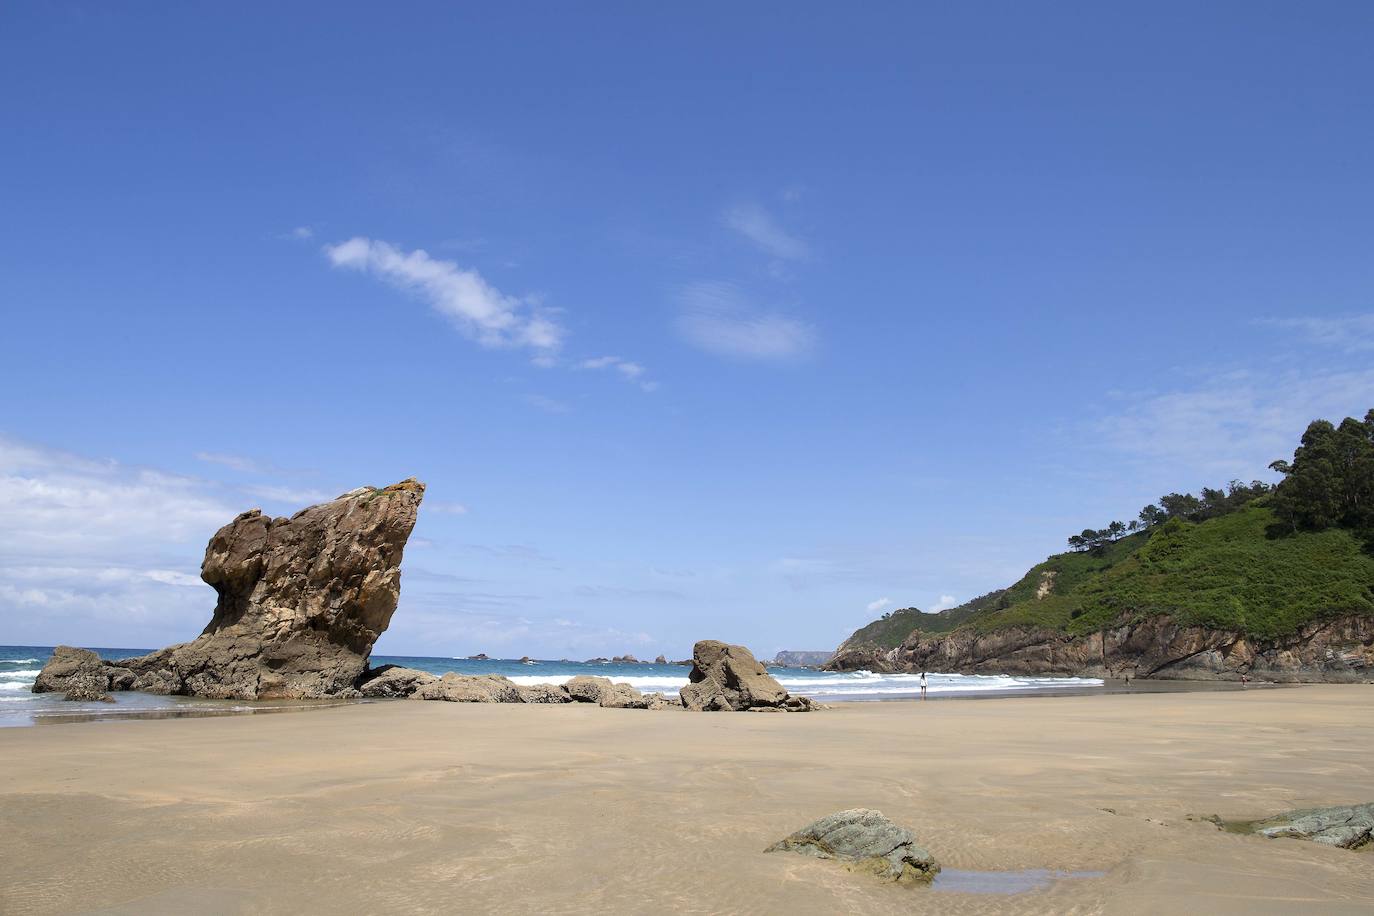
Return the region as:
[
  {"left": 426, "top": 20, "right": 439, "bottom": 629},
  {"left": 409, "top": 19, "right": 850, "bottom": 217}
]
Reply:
[
  {"left": 2, "top": 686, "right": 1370, "bottom": 914},
  {"left": 6, "top": 676, "right": 1291, "bottom": 728}
]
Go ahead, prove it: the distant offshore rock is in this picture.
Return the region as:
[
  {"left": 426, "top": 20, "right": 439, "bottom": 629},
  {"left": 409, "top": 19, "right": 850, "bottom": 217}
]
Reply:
[
  {"left": 33, "top": 480, "right": 426, "bottom": 700},
  {"left": 766, "top": 809, "right": 940, "bottom": 883},
  {"left": 680, "top": 640, "right": 815, "bottom": 711}
]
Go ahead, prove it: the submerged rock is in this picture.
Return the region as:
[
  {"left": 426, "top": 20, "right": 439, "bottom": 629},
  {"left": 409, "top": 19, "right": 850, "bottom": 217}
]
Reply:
[
  {"left": 680, "top": 640, "right": 814, "bottom": 711},
  {"left": 33, "top": 480, "right": 426, "bottom": 701},
  {"left": 766, "top": 809, "right": 940, "bottom": 883},
  {"left": 1250, "top": 803, "right": 1374, "bottom": 849}
]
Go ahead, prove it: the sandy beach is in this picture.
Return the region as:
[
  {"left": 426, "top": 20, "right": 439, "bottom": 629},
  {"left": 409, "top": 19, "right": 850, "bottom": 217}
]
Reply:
[{"left": 2, "top": 687, "right": 1371, "bottom": 915}]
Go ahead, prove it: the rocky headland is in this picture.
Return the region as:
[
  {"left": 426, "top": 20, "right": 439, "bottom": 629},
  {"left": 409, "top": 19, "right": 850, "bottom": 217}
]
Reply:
[{"left": 827, "top": 613, "right": 1374, "bottom": 682}]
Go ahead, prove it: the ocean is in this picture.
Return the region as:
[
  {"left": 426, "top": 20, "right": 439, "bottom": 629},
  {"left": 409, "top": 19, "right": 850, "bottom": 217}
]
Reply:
[{"left": 0, "top": 645, "right": 1104, "bottom": 727}]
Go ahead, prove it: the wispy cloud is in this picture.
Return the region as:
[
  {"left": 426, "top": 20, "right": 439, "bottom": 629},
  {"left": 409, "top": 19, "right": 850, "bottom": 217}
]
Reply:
[
  {"left": 428, "top": 500, "right": 470, "bottom": 515},
  {"left": 724, "top": 203, "right": 808, "bottom": 260},
  {"left": 866, "top": 596, "right": 891, "bottom": 613},
  {"left": 194, "top": 450, "right": 259, "bottom": 472},
  {"left": 325, "top": 237, "right": 565, "bottom": 353},
  {"left": 577, "top": 355, "right": 656, "bottom": 391},
  {"left": 1094, "top": 366, "right": 1374, "bottom": 479},
  {"left": 929, "top": 594, "right": 958, "bottom": 612},
  {"left": 1261, "top": 313, "right": 1374, "bottom": 352},
  {"left": 676, "top": 281, "right": 814, "bottom": 361},
  {"left": 523, "top": 393, "right": 572, "bottom": 414}
]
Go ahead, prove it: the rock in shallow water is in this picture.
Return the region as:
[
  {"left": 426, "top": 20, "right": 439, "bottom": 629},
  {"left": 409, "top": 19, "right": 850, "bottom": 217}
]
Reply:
[
  {"left": 1252, "top": 803, "right": 1374, "bottom": 849},
  {"left": 766, "top": 808, "right": 940, "bottom": 883}
]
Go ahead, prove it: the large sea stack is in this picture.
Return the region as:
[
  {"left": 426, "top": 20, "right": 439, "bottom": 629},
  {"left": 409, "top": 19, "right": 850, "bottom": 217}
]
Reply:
[{"left": 34, "top": 479, "right": 425, "bottom": 700}]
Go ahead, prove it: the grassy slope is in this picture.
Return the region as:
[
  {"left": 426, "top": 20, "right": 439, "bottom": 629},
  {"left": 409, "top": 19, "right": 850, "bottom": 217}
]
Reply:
[{"left": 840, "top": 505, "right": 1374, "bottom": 649}]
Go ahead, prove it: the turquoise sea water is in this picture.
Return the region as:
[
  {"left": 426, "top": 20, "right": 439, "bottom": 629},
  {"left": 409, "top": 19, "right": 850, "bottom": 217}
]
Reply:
[{"left": 0, "top": 645, "right": 1104, "bottom": 727}]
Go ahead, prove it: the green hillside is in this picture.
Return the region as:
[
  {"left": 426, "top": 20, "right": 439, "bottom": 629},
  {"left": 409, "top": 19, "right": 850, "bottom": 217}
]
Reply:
[{"left": 839, "top": 410, "right": 1374, "bottom": 651}]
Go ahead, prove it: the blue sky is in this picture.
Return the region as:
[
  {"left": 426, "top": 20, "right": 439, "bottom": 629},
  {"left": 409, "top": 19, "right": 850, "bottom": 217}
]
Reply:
[{"left": 3, "top": 2, "right": 1373, "bottom": 658}]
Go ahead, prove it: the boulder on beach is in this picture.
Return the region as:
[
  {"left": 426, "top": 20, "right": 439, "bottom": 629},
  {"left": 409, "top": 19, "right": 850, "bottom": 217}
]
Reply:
[
  {"left": 517, "top": 683, "right": 572, "bottom": 704},
  {"left": 414, "top": 673, "right": 523, "bottom": 703},
  {"left": 564, "top": 675, "right": 663, "bottom": 709},
  {"left": 1249, "top": 803, "right": 1374, "bottom": 849},
  {"left": 358, "top": 665, "right": 438, "bottom": 698},
  {"left": 680, "top": 640, "right": 814, "bottom": 711},
  {"left": 33, "top": 480, "right": 426, "bottom": 701},
  {"left": 765, "top": 809, "right": 940, "bottom": 884}
]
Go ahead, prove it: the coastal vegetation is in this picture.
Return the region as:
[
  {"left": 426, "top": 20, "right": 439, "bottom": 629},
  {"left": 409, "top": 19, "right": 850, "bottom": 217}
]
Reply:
[{"left": 841, "top": 410, "right": 1374, "bottom": 651}]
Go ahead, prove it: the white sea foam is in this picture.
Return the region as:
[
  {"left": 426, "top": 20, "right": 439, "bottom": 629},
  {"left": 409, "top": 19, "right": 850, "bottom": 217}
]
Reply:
[
  {"left": 1, "top": 658, "right": 39, "bottom": 665},
  {"left": 0, "top": 669, "right": 41, "bottom": 679},
  {"left": 0, "top": 682, "right": 32, "bottom": 691}
]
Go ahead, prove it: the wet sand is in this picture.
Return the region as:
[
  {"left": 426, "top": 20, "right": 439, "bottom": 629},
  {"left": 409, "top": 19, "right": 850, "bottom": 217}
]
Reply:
[{"left": 1, "top": 686, "right": 1371, "bottom": 914}]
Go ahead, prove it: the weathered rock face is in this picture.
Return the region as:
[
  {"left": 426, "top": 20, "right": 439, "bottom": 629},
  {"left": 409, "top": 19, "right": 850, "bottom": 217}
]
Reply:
[
  {"left": 765, "top": 809, "right": 940, "bottom": 884},
  {"left": 414, "top": 673, "right": 523, "bottom": 703},
  {"left": 826, "top": 614, "right": 1374, "bottom": 682},
  {"left": 680, "top": 640, "right": 814, "bottom": 711},
  {"left": 34, "top": 480, "right": 426, "bottom": 701}
]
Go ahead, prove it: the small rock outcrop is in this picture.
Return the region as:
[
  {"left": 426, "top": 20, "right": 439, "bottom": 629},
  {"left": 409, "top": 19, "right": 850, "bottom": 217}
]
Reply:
[
  {"left": 680, "top": 640, "right": 814, "bottom": 711},
  {"left": 63, "top": 674, "right": 116, "bottom": 703},
  {"left": 413, "top": 673, "right": 523, "bottom": 703},
  {"left": 358, "top": 665, "right": 438, "bottom": 698},
  {"left": 1250, "top": 803, "right": 1374, "bottom": 849},
  {"left": 517, "top": 683, "right": 572, "bottom": 704},
  {"left": 565, "top": 675, "right": 657, "bottom": 708},
  {"left": 33, "top": 480, "right": 426, "bottom": 701},
  {"left": 766, "top": 809, "right": 940, "bottom": 884},
  {"left": 32, "top": 646, "right": 134, "bottom": 695},
  {"left": 654, "top": 655, "right": 667, "bottom": 665}
]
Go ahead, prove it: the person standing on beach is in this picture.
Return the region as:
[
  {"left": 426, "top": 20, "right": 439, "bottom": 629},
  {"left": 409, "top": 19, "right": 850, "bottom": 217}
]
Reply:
[{"left": 919, "top": 671, "right": 927, "bottom": 700}]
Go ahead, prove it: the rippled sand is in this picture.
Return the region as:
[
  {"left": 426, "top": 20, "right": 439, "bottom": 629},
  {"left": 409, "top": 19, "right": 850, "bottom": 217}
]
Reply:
[{"left": 1, "top": 687, "right": 1371, "bottom": 914}]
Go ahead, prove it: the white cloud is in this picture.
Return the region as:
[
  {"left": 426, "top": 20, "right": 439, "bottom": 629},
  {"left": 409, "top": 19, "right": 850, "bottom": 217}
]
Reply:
[
  {"left": 0, "top": 437, "right": 236, "bottom": 644},
  {"left": 429, "top": 501, "right": 470, "bottom": 516},
  {"left": 325, "top": 237, "right": 565, "bottom": 353},
  {"left": 676, "top": 281, "right": 814, "bottom": 361},
  {"left": 291, "top": 226, "right": 314, "bottom": 240},
  {"left": 724, "top": 203, "right": 808, "bottom": 260},
  {"left": 576, "top": 355, "right": 655, "bottom": 391},
  {"left": 1262, "top": 313, "right": 1374, "bottom": 352},
  {"left": 929, "top": 594, "right": 958, "bottom": 612},
  {"left": 866, "top": 597, "right": 892, "bottom": 613}
]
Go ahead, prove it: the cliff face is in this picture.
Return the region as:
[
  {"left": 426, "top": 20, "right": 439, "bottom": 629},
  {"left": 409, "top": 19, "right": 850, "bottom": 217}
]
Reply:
[
  {"left": 827, "top": 613, "right": 1374, "bottom": 682},
  {"left": 34, "top": 479, "right": 425, "bottom": 700}
]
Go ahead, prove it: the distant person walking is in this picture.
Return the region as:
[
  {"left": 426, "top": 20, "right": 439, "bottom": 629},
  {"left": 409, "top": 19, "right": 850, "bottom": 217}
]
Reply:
[{"left": 919, "top": 671, "right": 928, "bottom": 700}]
